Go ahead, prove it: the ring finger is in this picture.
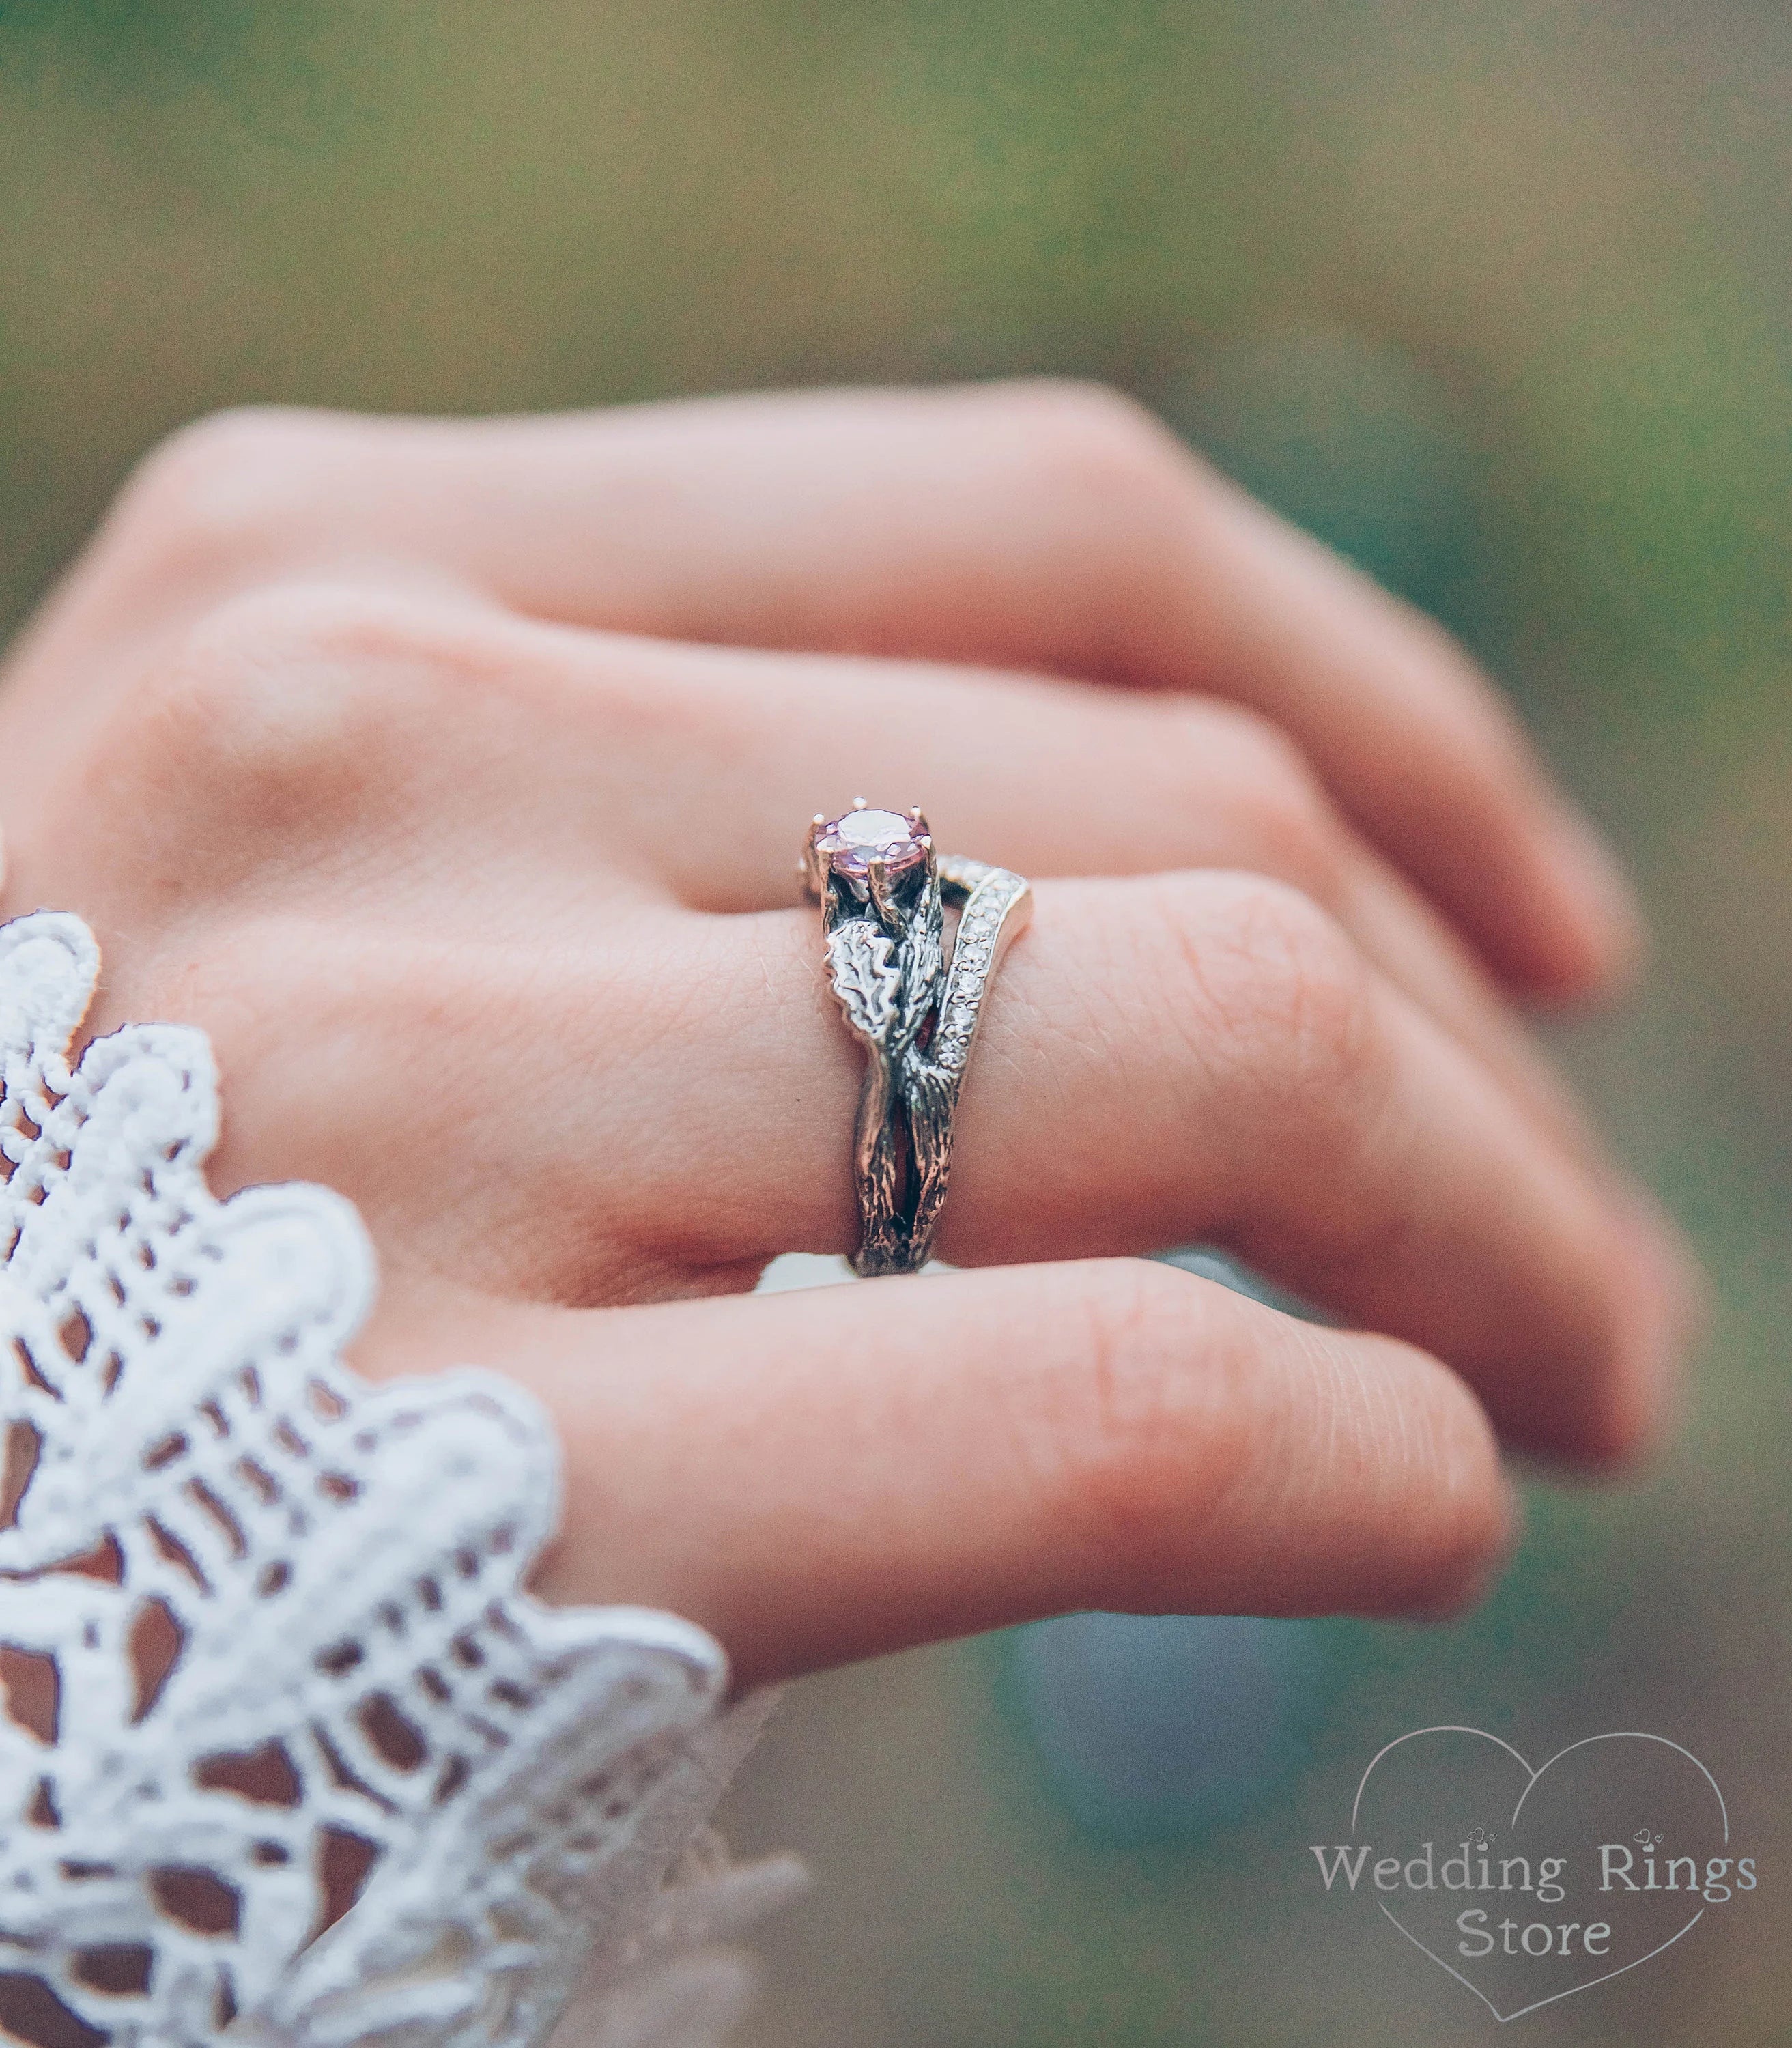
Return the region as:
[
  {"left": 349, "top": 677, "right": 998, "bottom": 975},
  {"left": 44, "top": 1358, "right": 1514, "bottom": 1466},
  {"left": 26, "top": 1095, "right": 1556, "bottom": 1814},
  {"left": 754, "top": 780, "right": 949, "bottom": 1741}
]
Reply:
[
  {"left": 610, "top": 870, "right": 1681, "bottom": 1464},
  {"left": 520, "top": 618, "right": 1613, "bottom": 1174}
]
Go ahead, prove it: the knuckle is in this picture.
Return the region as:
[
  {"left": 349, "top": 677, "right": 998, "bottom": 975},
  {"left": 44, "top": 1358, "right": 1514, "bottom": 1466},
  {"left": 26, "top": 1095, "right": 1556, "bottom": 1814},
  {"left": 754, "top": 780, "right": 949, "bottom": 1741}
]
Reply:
[
  {"left": 129, "top": 913, "right": 393, "bottom": 1128},
  {"left": 1156, "top": 871, "right": 1384, "bottom": 1120},
  {"left": 138, "top": 909, "right": 317, "bottom": 1025},
  {"left": 1018, "top": 1262, "right": 1249, "bottom": 1586},
  {"left": 106, "top": 406, "right": 367, "bottom": 577},
  {"left": 191, "top": 578, "right": 493, "bottom": 687},
  {"left": 1015, "top": 1268, "right": 1509, "bottom": 1620},
  {"left": 982, "top": 378, "right": 1192, "bottom": 511},
  {"left": 104, "top": 582, "right": 481, "bottom": 824}
]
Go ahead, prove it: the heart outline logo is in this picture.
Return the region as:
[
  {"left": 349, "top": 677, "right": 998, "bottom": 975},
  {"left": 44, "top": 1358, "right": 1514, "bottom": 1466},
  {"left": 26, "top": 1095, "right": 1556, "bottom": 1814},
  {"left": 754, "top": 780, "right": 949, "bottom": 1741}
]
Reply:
[{"left": 1349, "top": 1726, "right": 1729, "bottom": 2023}]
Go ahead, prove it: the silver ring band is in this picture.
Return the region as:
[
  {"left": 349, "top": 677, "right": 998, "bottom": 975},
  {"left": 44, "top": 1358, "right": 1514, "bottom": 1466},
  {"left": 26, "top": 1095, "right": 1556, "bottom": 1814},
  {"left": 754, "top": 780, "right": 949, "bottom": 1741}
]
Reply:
[{"left": 801, "top": 803, "right": 1031, "bottom": 1276}]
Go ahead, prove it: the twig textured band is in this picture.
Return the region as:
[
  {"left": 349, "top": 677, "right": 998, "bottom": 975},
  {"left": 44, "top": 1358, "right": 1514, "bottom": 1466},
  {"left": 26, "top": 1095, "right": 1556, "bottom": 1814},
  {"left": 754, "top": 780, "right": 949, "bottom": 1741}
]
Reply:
[{"left": 802, "top": 803, "right": 1031, "bottom": 1276}]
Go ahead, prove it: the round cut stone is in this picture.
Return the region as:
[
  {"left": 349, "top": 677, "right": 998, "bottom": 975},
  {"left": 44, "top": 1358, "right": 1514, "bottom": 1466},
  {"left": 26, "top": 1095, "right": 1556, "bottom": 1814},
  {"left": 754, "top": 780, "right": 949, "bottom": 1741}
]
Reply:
[{"left": 816, "top": 807, "right": 928, "bottom": 879}]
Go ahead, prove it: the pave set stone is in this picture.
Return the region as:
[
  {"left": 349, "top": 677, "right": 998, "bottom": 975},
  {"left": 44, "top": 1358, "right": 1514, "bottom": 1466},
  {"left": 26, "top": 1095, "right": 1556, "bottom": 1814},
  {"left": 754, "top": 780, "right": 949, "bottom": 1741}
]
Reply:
[{"left": 934, "top": 874, "right": 1021, "bottom": 1070}]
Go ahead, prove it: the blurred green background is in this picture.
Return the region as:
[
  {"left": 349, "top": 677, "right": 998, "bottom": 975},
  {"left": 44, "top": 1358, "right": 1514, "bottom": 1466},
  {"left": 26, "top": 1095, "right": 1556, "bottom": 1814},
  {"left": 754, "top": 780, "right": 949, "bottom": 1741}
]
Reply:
[{"left": 3, "top": 3, "right": 1787, "bottom": 2041}]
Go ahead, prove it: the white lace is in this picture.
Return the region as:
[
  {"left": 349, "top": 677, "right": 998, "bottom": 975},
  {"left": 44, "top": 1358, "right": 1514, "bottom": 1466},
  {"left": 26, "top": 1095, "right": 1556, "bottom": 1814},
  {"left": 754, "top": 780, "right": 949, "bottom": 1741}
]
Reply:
[{"left": 0, "top": 911, "right": 801, "bottom": 2048}]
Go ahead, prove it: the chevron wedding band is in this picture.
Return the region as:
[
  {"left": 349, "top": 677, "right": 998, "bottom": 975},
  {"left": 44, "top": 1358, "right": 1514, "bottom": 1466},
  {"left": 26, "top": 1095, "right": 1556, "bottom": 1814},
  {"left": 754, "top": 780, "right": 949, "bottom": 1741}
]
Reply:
[{"left": 800, "top": 801, "right": 1032, "bottom": 1277}]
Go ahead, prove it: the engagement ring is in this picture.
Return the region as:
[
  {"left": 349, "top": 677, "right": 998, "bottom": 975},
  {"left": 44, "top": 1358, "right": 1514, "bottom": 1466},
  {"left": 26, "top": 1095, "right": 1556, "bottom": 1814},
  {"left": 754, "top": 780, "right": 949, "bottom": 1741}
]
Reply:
[{"left": 801, "top": 801, "right": 1030, "bottom": 1275}]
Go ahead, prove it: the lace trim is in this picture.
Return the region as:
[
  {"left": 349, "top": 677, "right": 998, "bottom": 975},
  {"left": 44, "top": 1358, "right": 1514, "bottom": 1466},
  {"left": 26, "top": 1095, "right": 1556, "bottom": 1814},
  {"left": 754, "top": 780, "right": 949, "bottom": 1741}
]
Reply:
[{"left": 0, "top": 911, "right": 795, "bottom": 2048}]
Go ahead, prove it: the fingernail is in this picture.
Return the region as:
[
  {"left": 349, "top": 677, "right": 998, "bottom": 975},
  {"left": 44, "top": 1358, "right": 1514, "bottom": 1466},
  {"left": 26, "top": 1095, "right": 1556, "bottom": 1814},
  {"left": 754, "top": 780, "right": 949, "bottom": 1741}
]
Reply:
[
  {"left": 1627, "top": 1188, "right": 1709, "bottom": 1357},
  {"left": 1546, "top": 807, "right": 1649, "bottom": 986},
  {"left": 1406, "top": 1475, "right": 1524, "bottom": 1622},
  {"left": 1616, "top": 1189, "right": 1707, "bottom": 1449},
  {"left": 1487, "top": 1468, "right": 1526, "bottom": 1576}
]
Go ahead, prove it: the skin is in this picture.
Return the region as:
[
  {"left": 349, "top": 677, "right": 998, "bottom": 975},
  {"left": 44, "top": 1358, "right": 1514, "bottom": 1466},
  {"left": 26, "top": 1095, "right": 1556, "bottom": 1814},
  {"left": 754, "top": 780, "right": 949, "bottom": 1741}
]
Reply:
[{"left": 0, "top": 380, "right": 1702, "bottom": 1688}]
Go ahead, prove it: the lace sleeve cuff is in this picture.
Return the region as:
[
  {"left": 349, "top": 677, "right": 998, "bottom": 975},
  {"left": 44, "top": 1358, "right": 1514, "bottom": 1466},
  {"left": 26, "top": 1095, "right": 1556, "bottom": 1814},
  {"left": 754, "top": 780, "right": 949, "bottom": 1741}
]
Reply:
[{"left": 0, "top": 911, "right": 799, "bottom": 2048}]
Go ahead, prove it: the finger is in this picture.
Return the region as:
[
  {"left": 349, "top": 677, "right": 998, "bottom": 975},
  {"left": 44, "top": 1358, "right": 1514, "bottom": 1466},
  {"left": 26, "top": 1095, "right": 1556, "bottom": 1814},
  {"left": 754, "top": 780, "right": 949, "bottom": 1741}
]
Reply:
[
  {"left": 42, "top": 585, "right": 1684, "bottom": 1451},
  {"left": 551, "top": 625, "right": 1604, "bottom": 1171},
  {"left": 360, "top": 1259, "right": 1516, "bottom": 1687},
  {"left": 76, "top": 388, "right": 1638, "bottom": 996},
  {"left": 37, "top": 575, "right": 1604, "bottom": 1190},
  {"left": 1330, "top": 841, "right": 1604, "bottom": 1171},
  {"left": 583, "top": 874, "right": 1683, "bottom": 1463}
]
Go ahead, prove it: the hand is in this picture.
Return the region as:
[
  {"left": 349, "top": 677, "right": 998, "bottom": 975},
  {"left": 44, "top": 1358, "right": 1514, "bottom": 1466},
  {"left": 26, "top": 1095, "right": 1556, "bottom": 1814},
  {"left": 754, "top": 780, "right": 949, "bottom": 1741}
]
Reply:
[{"left": 0, "top": 382, "right": 1699, "bottom": 1684}]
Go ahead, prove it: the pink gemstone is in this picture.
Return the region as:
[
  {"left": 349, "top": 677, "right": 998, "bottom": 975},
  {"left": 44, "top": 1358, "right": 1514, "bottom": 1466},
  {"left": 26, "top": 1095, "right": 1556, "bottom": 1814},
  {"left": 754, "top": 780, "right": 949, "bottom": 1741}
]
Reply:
[{"left": 816, "top": 807, "right": 928, "bottom": 879}]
